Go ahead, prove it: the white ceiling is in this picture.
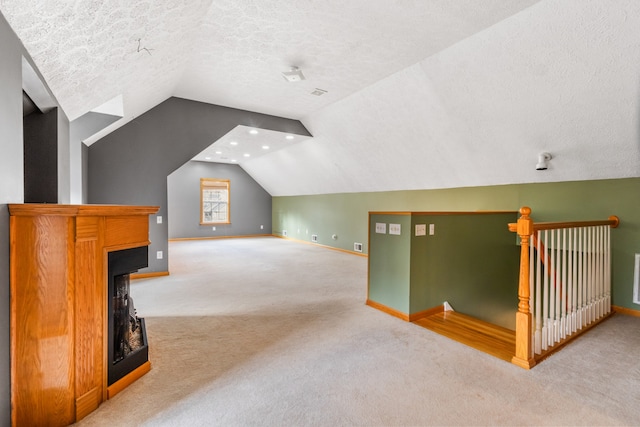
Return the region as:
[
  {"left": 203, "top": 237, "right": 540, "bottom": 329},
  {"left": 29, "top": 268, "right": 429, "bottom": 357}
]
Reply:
[
  {"left": 3, "top": 0, "right": 640, "bottom": 196},
  {"left": 191, "top": 125, "right": 312, "bottom": 165}
]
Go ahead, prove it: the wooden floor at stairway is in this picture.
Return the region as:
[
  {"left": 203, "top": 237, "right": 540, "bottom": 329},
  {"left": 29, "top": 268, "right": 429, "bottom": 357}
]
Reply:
[{"left": 413, "top": 311, "right": 516, "bottom": 363}]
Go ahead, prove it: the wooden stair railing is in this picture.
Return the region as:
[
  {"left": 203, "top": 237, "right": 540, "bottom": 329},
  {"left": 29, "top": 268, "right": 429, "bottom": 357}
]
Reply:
[{"left": 508, "top": 207, "right": 619, "bottom": 369}]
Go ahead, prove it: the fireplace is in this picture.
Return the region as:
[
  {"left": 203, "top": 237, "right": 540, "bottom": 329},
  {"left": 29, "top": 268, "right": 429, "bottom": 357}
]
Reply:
[
  {"left": 108, "top": 246, "right": 150, "bottom": 385},
  {"left": 10, "top": 204, "right": 158, "bottom": 424}
]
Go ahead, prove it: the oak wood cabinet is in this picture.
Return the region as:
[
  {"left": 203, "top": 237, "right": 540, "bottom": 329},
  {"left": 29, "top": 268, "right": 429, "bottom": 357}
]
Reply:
[{"left": 9, "top": 204, "right": 159, "bottom": 426}]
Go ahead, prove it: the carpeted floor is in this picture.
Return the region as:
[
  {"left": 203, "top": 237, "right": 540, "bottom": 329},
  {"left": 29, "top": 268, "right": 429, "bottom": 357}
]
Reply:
[{"left": 78, "top": 237, "right": 640, "bottom": 426}]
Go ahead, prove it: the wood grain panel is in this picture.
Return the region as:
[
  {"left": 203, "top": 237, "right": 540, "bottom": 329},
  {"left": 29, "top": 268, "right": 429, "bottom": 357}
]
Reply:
[
  {"left": 105, "top": 216, "right": 150, "bottom": 248},
  {"left": 414, "top": 311, "right": 516, "bottom": 363},
  {"left": 76, "top": 216, "right": 99, "bottom": 241},
  {"left": 10, "top": 215, "right": 76, "bottom": 427},
  {"left": 76, "top": 386, "right": 101, "bottom": 421},
  {"left": 75, "top": 239, "right": 103, "bottom": 409}
]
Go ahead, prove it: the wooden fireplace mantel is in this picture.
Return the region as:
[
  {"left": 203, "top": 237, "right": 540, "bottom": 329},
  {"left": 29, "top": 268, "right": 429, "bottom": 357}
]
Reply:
[{"left": 9, "top": 204, "right": 159, "bottom": 426}]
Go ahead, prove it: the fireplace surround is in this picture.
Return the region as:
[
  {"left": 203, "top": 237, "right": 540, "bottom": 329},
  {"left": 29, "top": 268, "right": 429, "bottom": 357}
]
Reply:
[{"left": 9, "top": 204, "right": 159, "bottom": 426}]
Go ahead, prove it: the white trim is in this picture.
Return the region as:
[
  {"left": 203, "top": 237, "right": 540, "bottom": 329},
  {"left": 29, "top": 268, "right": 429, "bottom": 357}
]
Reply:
[{"left": 633, "top": 254, "right": 640, "bottom": 305}]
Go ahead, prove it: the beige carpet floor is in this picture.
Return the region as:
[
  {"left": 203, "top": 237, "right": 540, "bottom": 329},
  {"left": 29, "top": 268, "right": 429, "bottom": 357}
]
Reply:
[{"left": 78, "top": 237, "right": 640, "bottom": 426}]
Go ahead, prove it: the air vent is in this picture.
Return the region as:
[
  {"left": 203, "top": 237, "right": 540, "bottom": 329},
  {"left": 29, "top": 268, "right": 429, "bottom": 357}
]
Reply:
[
  {"left": 354, "top": 242, "right": 363, "bottom": 253},
  {"left": 311, "top": 234, "right": 318, "bottom": 243},
  {"left": 311, "top": 88, "right": 327, "bottom": 96}
]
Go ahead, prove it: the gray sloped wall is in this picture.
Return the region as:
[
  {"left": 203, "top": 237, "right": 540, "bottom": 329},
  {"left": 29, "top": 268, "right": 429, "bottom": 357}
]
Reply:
[{"left": 88, "top": 97, "right": 310, "bottom": 273}]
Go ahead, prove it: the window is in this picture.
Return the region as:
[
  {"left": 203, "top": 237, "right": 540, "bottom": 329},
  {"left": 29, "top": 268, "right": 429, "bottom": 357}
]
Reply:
[{"left": 200, "top": 178, "right": 230, "bottom": 224}]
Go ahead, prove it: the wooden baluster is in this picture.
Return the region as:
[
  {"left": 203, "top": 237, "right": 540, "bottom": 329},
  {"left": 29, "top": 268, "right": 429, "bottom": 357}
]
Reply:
[{"left": 512, "top": 207, "right": 536, "bottom": 369}]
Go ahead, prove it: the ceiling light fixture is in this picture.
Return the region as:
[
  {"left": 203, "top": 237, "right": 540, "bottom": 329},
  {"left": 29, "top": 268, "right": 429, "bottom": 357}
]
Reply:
[
  {"left": 230, "top": 141, "right": 238, "bottom": 145},
  {"left": 282, "top": 66, "right": 305, "bottom": 82},
  {"left": 204, "top": 156, "right": 211, "bottom": 160},
  {"left": 243, "top": 153, "right": 250, "bottom": 157},
  {"left": 262, "top": 145, "right": 270, "bottom": 150},
  {"left": 249, "top": 129, "right": 259, "bottom": 135},
  {"left": 536, "top": 152, "right": 552, "bottom": 171},
  {"left": 285, "top": 135, "right": 294, "bottom": 140}
]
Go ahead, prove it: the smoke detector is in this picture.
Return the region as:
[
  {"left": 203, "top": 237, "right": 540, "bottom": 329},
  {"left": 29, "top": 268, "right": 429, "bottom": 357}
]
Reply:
[{"left": 282, "top": 66, "right": 305, "bottom": 82}]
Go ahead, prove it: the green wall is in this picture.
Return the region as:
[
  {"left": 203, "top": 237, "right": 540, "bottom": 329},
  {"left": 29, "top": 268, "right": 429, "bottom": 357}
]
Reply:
[
  {"left": 273, "top": 177, "right": 640, "bottom": 311},
  {"left": 409, "top": 212, "right": 519, "bottom": 328},
  {"left": 368, "top": 214, "right": 412, "bottom": 313},
  {"left": 368, "top": 212, "right": 518, "bottom": 329}
]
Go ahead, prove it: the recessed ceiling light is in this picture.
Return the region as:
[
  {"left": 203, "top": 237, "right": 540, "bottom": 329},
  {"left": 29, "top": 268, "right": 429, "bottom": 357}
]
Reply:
[
  {"left": 262, "top": 145, "right": 270, "bottom": 150},
  {"left": 230, "top": 141, "right": 238, "bottom": 145},
  {"left": 285, "top": 135, "right": 294, "bottom": 140},
  {"left": 231, "top": 159, "right": 237, "bottom": 163},
  {"left": 205, "top": 156, "right": 212, "bottom": 160},
  {"left": 243, "top": 153, "right": 250, "bottom": 157},
  {"left": 215, "top": 151, "right": 222, "bottom": 154},
  {"left": 249, "top": 129, "right": 258, "bottom": 135}
]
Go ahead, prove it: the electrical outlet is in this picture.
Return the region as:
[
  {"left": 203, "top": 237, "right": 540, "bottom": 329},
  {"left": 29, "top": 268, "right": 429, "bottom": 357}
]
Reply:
[
  {"left": 415, "top": 224, "right": 426, "bottom": 236},
  {"left": 389, "top": 223, "right": 401, "bottom": 235},
  {"left": 156, "top": 215, "right": 162, "bottom": 224},
  {"left": 375, "top": 223, "right": 386, "bottom": 234},
  {"left": 429, "top": 224, "right": 435, "bottom": 235},
  {"left": 260, "top": 225, "right": 264, "bottom": 230},
  {"left": 156, "top": 251, "right": 163, "bottom": 259},
  {"left": 212, "top": 226, "right": 216, "bottom": 231},
  {"left": 311, "top": 234, "right": 318, "bottom": 242},
  {"left": 354, "top": 242, "right": 363, "bottom": 252},
  {"left": 283, "top": 230, "right": 287, "bottom": 237}
]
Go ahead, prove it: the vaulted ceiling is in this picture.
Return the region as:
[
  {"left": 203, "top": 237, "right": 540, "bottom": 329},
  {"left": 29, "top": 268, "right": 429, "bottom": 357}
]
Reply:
[{"left": 2, "top": 0, "right": 640, "bottom": 196}]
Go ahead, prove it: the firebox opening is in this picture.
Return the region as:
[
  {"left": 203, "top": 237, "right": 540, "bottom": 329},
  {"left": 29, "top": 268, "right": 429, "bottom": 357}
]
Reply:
[{"left": 108, "top": 246, "right": 149, "bottom": 386}]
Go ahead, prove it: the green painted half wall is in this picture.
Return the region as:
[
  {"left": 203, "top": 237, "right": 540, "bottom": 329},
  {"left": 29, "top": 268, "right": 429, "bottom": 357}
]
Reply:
[{"left": 273, "top": 177, "right": 640, "bottom": 312}]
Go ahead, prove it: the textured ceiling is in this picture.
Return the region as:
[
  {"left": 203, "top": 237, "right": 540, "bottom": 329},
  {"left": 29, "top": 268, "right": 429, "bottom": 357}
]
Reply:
[
  {"left": 0, "top": 0, "right": 539, "bottom": 123},
  {"left": 3, "top": 0, "right": 640, "bottom": 197},
  {"left": 243, "top": 0, "right": 640, "bottom": 195}
]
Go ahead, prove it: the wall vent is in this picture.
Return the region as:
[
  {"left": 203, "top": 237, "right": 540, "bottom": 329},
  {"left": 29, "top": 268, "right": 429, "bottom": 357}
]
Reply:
[
  {"left": 634, "top": 254, "right": 640, "bottom": 304},
  {"left": 311, "top": 234, "right": 318, "bottom": 243},
  {"left": 354, "top": 242, "right": 363, "bottom": 253}
]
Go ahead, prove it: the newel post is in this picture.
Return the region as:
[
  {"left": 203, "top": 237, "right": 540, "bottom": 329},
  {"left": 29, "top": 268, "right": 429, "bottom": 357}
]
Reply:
[{"left": 512, "top": 206, "right": 536, "bottom": 369}]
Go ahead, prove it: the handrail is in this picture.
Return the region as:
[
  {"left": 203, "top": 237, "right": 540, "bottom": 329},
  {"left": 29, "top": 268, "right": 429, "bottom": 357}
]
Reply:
[
  {"left": 508, "top": 206, "right": 618, "bottom": 369},
  {"left": 508, "top": 216, "right": 619, "bottom": 233}
]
